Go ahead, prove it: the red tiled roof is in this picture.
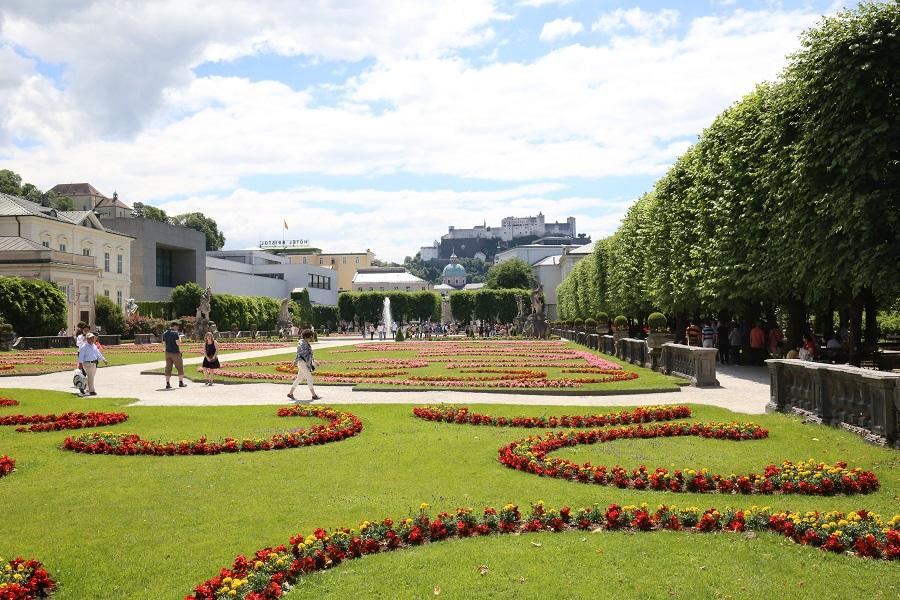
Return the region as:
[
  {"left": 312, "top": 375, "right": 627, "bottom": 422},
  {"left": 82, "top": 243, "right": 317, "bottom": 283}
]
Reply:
[{"left": 49, "top": 183, "right": 105, "bottom": 197}]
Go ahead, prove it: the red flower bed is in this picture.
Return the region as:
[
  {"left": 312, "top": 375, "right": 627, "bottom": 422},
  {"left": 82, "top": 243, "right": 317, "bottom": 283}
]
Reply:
[
  {"left": 413, "top": 404, "right": 692, "bottom": 428},
  {"left": 0, "top": 556, "right": 55, "bottom": 599},
  {"left": 497, "top": 424, "right": 879, "bottom": 495},
  {"left": 0, "top": 365, "right": 13, "bottom": 371},
  {"left": 0, "top": 454, "right": 14, "bottom": 478},
  {"left": 1, "top": 412, "right": 128, "bottom": 433},
  {"left": 62, "top": 406, "right": 362, "bottom": 456},
  {"left": 186, "top": 500, "right": 900, "bottom": 599},
  {"left": 0, "top": 398, "right": 20, "bottom": 407}
]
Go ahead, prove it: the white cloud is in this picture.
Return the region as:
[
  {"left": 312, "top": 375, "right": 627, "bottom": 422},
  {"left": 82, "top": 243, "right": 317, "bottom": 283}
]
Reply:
[
  {"left": 592, "top": 8, "right": 680, "bottom": 36},
  {"left": 539, "top": 17, "right": 585, "bottom": 42},
  {"left": 0, "top": 3, "right": 839, "bottom": 259},
  {"left": 518, "top": 0, "right": 574, "bottom": 6}
]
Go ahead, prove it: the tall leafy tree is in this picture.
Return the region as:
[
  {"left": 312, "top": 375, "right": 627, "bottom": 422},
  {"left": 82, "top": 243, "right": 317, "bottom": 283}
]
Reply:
[
  {"left": 132, "top": 202, "right": 170, "bottom": 223},
  {"left": 485, "top": 258, "right": 535, "bottom": 289},
  {"left": 173, "top": 212, "right": 226, "bottom": 251}
]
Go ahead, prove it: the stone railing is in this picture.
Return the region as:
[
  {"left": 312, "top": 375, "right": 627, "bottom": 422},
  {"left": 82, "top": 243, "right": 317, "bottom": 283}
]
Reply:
[
  {"left": 767, "top": 359, "right": 900, "bottom": 447},
  {"left": 658, "top": 343, "right": 719, "bottom": 387},
  {"left": 599, "top": 335, "right": 615, "bottom": 355},
  {"left": 134, "top": 334, "right": 159, "bottom": 344},
  {"left": 615, "top": 337, "right": 651, "bottom": 369}
]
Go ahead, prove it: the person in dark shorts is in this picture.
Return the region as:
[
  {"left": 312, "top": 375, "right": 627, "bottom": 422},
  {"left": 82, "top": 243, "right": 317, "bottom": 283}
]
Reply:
[
  {"left": 201, "top": 331, "right": 220, "bottom": 386},
  {"left": 162, "top": 321, "right": 187, "bottom": 389}
]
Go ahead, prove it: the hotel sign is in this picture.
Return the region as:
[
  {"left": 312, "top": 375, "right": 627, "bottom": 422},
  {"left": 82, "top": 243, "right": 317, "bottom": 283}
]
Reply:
[{"left": 259, "top": 239, "right": 309, "bottom": 248}]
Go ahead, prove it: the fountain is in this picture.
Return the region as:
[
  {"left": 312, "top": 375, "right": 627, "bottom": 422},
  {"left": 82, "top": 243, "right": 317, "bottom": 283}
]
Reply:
[{"left": 382, "top": 297, "right": 393, "bottom": 339}]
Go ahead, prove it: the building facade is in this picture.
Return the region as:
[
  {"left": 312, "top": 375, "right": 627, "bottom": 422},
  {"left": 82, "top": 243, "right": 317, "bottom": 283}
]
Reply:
[
  {"left": 101, "top": 217, "right": 206, "bottom": 302},
  {"left": 49, "top": 183, "right": 132, "bottom": 218},
  {"left": 265, "top": 246, "right": 375, "bottom": 293},
  {"left": 0, "top": 193, "right": 133, "bottom": 332},
  {"left": 206, "top": 250, "right": 337, "bottom": 305},
  {"left": 351, "top": 267, "right": 429, "bottom": 292}
]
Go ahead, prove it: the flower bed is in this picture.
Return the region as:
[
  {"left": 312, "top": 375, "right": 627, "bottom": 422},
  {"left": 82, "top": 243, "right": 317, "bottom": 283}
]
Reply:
[
  {"left": 1, "top": 411, "right": 128, "bottom": 433},
  {"left": 61, "top": 406, "right": 362, "bottom": 456},
  {"left": 0, "top": 556, "right": 55, "bottom": 598},
  {"left": 412, "top": 405, "right": 692, "bottom": 428},
  {"left": 498, "top": 425, "right": 879, "bottom": 495},
  {"left": 0, "top": 454, "right": 14, "bottom": 478},
  {"left": 186, "top": 500, "right": 900, "bottom": 599},
  {"left": 0, "top": 398, "right": 19, "bottom": 407},
  {"left": 0, "top": 364, "right": 14, "bottom": 371}
]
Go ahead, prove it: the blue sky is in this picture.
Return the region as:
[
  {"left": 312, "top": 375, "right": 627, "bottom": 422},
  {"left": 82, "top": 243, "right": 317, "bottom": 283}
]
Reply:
[{"left": 0, "top": 0, "right": 845, "bottom": 260}]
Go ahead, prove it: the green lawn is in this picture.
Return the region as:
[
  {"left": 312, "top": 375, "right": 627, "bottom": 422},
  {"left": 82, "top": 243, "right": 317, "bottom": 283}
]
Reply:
[
  {"left": 0, "top": 342, "right": 294, "bottom": 376},
  {"left": 0, "top": 388, "right": 897, "bottom": 599},
  {"left": 145, "top": 340, "right": 684, "bottom": 394}
]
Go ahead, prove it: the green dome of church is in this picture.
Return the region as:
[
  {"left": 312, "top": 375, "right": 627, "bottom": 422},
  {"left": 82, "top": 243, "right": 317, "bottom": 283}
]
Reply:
[{"left": 442, "top": 262, "right": 466, "bottom": 277}]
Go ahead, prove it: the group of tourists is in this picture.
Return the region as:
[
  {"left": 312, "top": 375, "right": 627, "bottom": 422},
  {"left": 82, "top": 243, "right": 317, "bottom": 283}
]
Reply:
[{"left": 682, "top": 318, "right": 849, "bottom": 366}]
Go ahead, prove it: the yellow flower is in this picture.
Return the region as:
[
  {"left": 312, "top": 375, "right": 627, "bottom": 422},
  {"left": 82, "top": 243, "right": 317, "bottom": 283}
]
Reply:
[{"left": 420, "top": 502, "right": 430, "bottom": 511}]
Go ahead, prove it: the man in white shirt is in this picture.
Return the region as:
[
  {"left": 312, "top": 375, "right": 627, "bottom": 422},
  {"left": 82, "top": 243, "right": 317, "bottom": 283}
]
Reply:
[{"left": 77, "top": 333, "right": 108, "bottom": 396}]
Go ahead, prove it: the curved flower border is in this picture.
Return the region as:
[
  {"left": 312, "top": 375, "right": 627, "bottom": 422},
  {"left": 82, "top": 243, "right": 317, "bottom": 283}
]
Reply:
[
  {"left": 0, "top": 398, "right": 20, "bottom": 407},
  {"left": 186, "top": 500, "right": 900, "bottom": 599},
  {"left": 498, "top": 424, "right": 879, "bottom": 495},
  {"left": 0, "top": 556, "right": 56, "bottom": 599},
  {"left": 61, "top": 406, "right": 362, "bottom": 456},
  {"left": 1, "top": 411, "right": 128, "bottom": 433},
  {"left": 413, "top": 405, "right": 692, "bottom": 428},
  {"left": 0, "top": 454, "right": 14, "bottom": 478}
]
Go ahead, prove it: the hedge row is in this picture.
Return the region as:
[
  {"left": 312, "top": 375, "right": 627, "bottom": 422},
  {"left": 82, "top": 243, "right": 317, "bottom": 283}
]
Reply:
[
  {"left": 338, "top": 291, "right": 440, "bottom": 325},
  {"left": 449, "top": 288, "right": 530, "bottom": 324}
]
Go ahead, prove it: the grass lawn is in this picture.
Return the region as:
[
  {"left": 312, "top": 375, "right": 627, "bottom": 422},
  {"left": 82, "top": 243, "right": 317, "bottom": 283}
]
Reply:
[
  {"left": 0, "top": 341, "right": 294, "bottom": 377},
  {"left": 0, "top": 388, "right": 898, "bottom": 599},
  {"left": 145, "top": 340, "right": 684, "bottom": 394}
]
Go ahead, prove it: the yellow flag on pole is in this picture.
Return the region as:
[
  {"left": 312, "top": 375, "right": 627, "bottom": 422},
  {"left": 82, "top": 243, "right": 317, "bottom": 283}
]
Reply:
[{"left": 283, "top": 219, "right": 289, "bottom": 230}]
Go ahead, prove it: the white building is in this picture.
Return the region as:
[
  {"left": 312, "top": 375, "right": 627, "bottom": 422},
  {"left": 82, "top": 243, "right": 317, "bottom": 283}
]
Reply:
[
  {"left": 206, "top": 249, "right": 337, "bottom": 305},
  {"left": 442, "top": 214, "right": 576, "bottom": 244},
  {"left": 0, "top": 193, "right": 133, "bottom": 332},
  {"left": 351, "top": 267, "right": 429, "bottom": 292},
  {"left": 495, "top": 240, "right": 597, "bottom": 321},
  {"left": 419, "top": 241, "right": 440, "bottom": 261}
]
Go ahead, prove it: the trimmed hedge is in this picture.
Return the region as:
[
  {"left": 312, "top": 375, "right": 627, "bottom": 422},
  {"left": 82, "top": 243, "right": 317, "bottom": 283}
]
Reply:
[
  {"left": 450, "top": 288, "right": 530, "bottom": 324},
  {"left": 136, "top": 301, "right": 173, "bottom": 319},
  {"left": 311, "top": 305, "right": 339, "bottom": 329},
  {"left": 338, "top": 291, "right": 440, "bottom": 324},
  {"left": 210, "top": 294, "right": 280, "bottom": 331},
  {"left": 0, "top": 276, "right": 66, "bottom": 336}
]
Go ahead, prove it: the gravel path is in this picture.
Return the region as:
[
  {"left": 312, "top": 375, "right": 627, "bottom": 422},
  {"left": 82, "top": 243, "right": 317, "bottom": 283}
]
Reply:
[{"left": 0, "top": 339, "right": 771, "bottom": 414}]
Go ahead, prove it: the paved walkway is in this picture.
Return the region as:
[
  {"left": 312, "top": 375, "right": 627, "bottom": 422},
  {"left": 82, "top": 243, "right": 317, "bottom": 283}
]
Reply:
[{"left": 0, "top": 339, "right": 772, "bottom": 414}]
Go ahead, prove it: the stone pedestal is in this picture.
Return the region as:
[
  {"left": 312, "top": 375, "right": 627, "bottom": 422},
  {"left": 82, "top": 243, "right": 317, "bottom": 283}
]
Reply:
[
  {"left": 660, "top": 343, "right": 719, "bottom": 387},
  {"left": 193, "top": 317, "right": 210, "bottom": 341}
]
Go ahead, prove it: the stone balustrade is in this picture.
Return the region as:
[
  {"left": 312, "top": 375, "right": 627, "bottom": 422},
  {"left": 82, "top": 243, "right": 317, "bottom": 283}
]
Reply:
[
  {"left": 767, "top": 359, "right": 900, "bottom": 447},
  {"left": 615, "top": 337, "right": 651, "bottom": 369},
  {"left": 13, "top": 335, "right": 121, "bottom": 350},
  {"left": 658, "top": 343, "right": 719, "bottom": 387}
]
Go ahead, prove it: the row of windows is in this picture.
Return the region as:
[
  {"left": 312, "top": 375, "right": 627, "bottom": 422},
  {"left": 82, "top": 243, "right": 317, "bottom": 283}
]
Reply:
[
  {"left": 300, "top": 256, "right": 361, "bottom": 265},
  {"left": 102, "top": 252, "right": 125, "bottom": 274},
  {"left": 366, "top": 286, "right": 416, "bottom": 291},
  {"left": 102, "top": 289, "right": 124, "bottom": 306},
  {"left": 308, "top": 274, "right": 331, "bottom": 290}
]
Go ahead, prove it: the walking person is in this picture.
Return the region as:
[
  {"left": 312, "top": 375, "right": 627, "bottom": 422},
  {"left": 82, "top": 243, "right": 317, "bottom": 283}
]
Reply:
[
  {"left": 749, "top": 321, "right": 766, "bottom": 366},
  {"left": 201, "top": 331, "right": 220, "bottom": 386},
  {"left": 287, "top": 329, "right": 321, "bottom": 402},
  {"left": 162, "top": 321, "right": 187, "bottom": 390},
  {"left": 701, "top": 320, "right": 716, "bottom": 348},
  {"left": 77, "top": 333, "right": 108, "bottom": 396},
  {"left": 716, "top": 319, "right": 730, "bottom": 364},
  {"left": 768, "top": 323, "right": 785, "bottom": 359},
  {"left": 728, "top": 322, "right": 742, "bottom": 365}
]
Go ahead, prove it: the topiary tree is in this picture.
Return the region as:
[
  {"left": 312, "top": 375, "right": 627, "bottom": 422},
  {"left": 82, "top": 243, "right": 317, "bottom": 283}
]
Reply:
[
  {"left": 94, "top": 295, "right": 125, "bottom": 335},
  {"left": 613, "top": 315, "right": 628, "bottom": 331},
  {"left": 648, "top": 312, "right": 668, "bottom": 332},
  {"left": 573, "top": 318, "right": 584, "bottom": 330},
  {"left": 585, "top": 318, "right": 597, "bottom": 329},
  {"left": 395, "top": 327, "right": 405, "bottom": 342}
]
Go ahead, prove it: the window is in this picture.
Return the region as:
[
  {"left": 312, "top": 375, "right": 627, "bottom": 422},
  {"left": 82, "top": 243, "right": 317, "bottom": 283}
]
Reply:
[
  {"left": 104, "top": 252, "right": 110, "bottom": 272},
  {"left": 117, "top": 291, "right": 122, "bottom": 307},
  {"left": 78, "top": 286, "right": 90, "bottom": 303},
  {"left": 308, "top": 274, "right": 331, "bottom": 290},
  {"left": 59, "top": 244, "right": 66, "bottom": 252},
  {"left": 355, "top": 257, "right": 360, "bottom": 264},
  {"left": 83, "top": 248, "right": 91, "bottom": 257},
  {"left": 342, "top": 256, "right": 347, "bottom": 264},
  {"left": 330, "top": 258, "right": 335, "bottom": 265},
  {"left": 42, "top": 241, "right": 49, "bottom": 248},
  {"left": 117, "top": 254, "right": 123, "bottom": 274},
  {"left": 319, "top": 257, "right": 324, "bottom": 265},
  {"left": 156, "top": 247, "right": 173, "bottom": 287},
  {"left": 302, "top": 257, "right": 308, "bottom": 264},
  {"left": 104, "top": 289, "right": 110, "bottom": 297}
]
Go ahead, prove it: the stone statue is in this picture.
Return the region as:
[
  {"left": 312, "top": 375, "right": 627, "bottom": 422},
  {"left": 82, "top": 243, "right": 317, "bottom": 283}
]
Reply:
[
  {"left": 125, "top": 297, "right": 138, "bottom": 316},
  {"left": 197, "top": 286, "right": 212, "bottom": 320},
  {"left": 278, "top": 298, "right": 291, "bottom": 324},
  {"left": 277, "top": 298, "right": 293, "bottom": 337},
  {"left": 516, "top": 295, "right": 525, "bottom": 319},
  {"left": 193, "top": 287, "right": 214, "bottom": 340},
  {"left": 530, "top": 283, "right": 545, "bottom": 316}
]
